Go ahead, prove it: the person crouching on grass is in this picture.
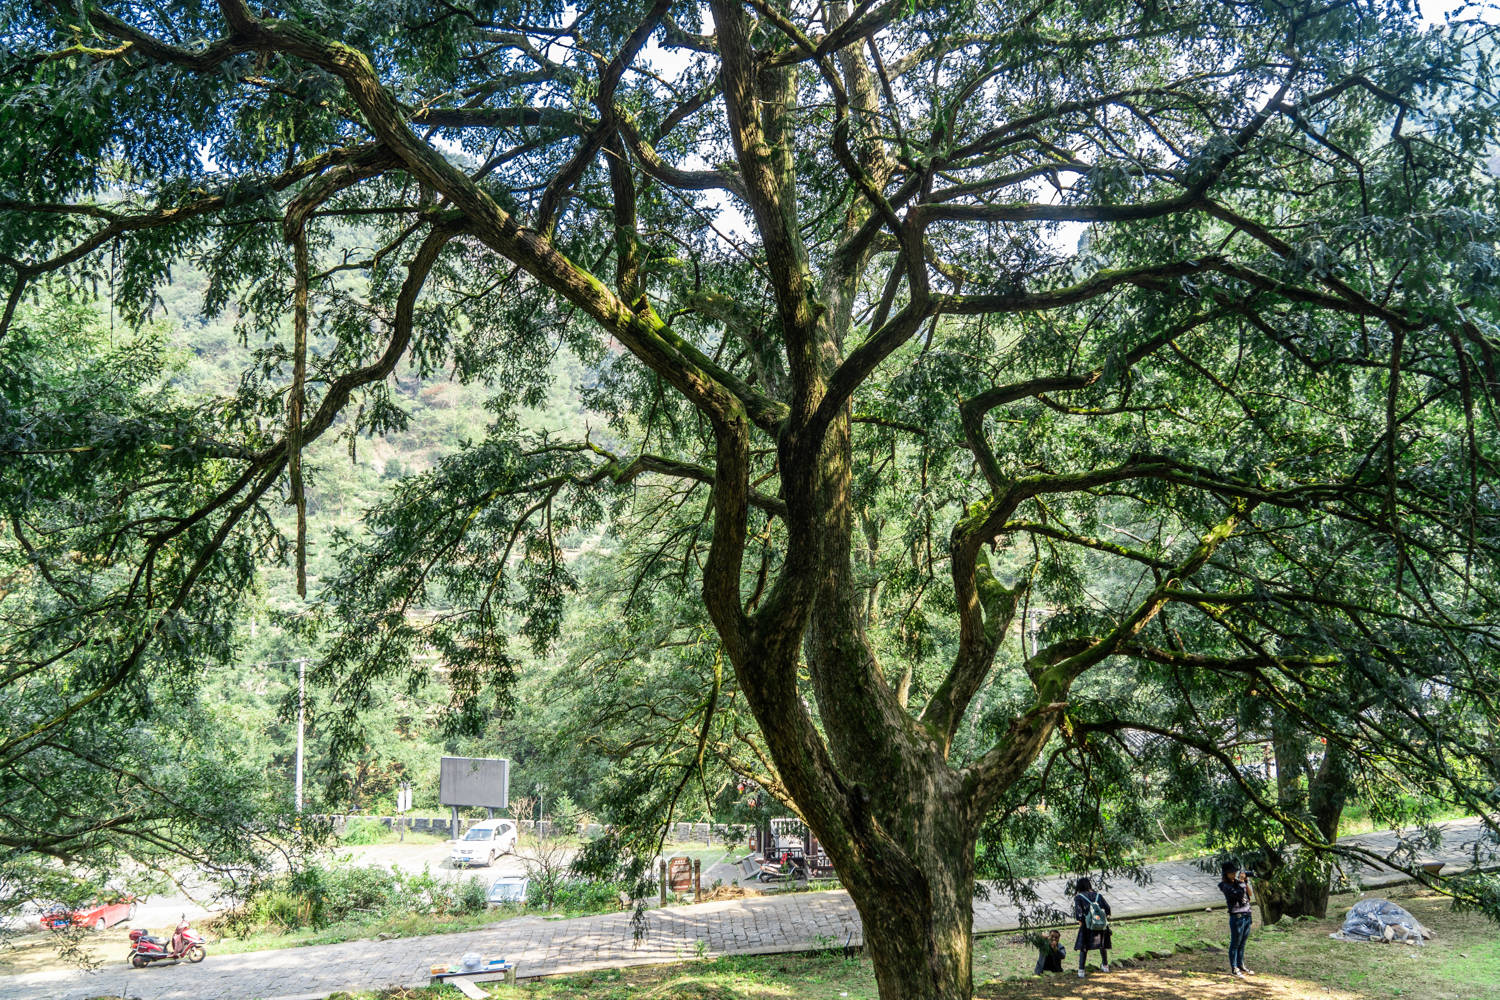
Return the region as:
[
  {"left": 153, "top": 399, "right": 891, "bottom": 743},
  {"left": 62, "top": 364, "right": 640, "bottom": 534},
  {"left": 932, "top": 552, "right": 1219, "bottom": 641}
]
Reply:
[
  {"left": 1218, "top": 861, "right": 1255, "bottom": 977},
  {"left": 1072, "top": 877, "right": 1112, "bottom": 978},
  {"left": 1033, "top": 929, "right": 1066, "bottom": 975}
]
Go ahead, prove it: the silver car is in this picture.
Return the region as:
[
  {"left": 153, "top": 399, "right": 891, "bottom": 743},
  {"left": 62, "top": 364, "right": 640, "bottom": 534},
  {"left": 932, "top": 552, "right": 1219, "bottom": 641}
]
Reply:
[{"left": 487, "top": 876, "right": 529, "bottom": 905}]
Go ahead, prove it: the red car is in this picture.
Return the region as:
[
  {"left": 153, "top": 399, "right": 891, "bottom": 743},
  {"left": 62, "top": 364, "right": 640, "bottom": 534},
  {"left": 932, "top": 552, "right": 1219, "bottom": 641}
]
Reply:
[{"left": 40, "top": 896, "right": 138, "bottom": 932}]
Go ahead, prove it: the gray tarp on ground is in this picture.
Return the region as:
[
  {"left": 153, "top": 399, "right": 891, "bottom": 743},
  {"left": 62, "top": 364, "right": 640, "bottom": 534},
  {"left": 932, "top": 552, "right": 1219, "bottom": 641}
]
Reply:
[{"left": 1329, "top": 898, "right": 1431, "bottom": 944}]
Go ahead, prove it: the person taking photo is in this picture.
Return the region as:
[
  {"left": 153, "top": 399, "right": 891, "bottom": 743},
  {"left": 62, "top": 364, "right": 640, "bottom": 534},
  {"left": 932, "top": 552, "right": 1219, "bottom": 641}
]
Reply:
[
  {"left": 1033, "top": 929, "right": 1066, "bottom": 975},
  {"left": 1218, "top": 862, "right": 1255, "bottom": 977}
]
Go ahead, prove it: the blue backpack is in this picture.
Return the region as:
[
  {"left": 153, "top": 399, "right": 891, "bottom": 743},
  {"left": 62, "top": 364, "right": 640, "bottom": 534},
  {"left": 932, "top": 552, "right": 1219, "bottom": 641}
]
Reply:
[{"left": 1078, "top": 892, "right": 1109, "bottom": 931}]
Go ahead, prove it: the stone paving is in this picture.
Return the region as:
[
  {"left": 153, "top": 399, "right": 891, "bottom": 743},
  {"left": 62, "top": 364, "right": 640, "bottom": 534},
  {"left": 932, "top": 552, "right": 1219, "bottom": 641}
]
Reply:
[{"left": 1, "top": 818, "right": 1489, "bottom": 1000}]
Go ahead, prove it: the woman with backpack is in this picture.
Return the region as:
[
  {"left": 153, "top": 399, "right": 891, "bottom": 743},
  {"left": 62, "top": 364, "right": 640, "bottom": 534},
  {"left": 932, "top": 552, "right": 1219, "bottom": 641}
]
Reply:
[{"left": 1072, "top": 877, "right": 1113, "bottom": 978}]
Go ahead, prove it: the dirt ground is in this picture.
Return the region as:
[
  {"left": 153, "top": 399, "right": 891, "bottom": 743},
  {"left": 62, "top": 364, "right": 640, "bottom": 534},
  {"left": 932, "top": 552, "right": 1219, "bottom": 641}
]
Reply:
[
  {"left": 0, "top": 925, "right": 135, "bottom": 976},
  {"left": 979, "top": 951, "right": 1369, "bottom": 1000}
]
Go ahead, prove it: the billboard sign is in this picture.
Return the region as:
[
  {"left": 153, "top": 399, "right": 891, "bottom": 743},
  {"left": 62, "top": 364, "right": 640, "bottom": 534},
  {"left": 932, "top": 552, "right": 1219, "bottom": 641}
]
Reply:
[{"left": 439, "top": 756, "right": 509, "bottom": 809}]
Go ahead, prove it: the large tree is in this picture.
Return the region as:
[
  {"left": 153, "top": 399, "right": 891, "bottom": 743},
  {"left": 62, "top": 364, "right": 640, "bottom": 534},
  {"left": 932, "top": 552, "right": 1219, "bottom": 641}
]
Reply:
[{"left": 5, "top": 2, "right": 1500, "bottom": 997}]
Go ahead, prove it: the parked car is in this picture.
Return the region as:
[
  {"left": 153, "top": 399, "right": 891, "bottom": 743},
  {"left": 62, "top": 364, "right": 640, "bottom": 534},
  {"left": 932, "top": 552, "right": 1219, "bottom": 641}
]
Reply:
[
  {"left": 40, "top": 896, "right": 138, "bottom": 932},
  {"left": 449, "top": 819, "right": 518, "bottom": 867},
  {"left": 486, "top": 876, "right": 529, "bottom": 905}
]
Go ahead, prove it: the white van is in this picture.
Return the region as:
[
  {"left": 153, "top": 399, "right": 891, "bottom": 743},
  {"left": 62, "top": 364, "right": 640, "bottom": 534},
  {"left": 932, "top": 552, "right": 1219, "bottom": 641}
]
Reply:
[{"left": 449, "top": 819, "right": 518, "bottom": 867}]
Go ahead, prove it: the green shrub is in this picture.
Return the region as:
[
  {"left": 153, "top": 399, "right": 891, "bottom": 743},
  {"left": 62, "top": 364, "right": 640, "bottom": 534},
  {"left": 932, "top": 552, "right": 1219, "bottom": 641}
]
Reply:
[
  {"left": 456, "top": 877, "right": 488, "bottom": 915},
  {"left": 238, "top": 861, "right": 480, "bottom": 933},
  {"left": 235, "top": 861, "right": 625, "bottom": 936},
  {"left": 398, "top": 867, "right": 457, "bottom": 915},
  {"left": 249, "top": 890, "right": 310, "bottom": 931},
  {"left": 339, "top": 818, "right": 389, "bottom": 845},
  {"left": 527, "top": 877, "right": 625, "bottom": 912},
  {"left": 550, "top": 793, "right": 581, "bottom": 833},
  {"left": 314, "top": 863, "right": 402, "bottom": 919}
]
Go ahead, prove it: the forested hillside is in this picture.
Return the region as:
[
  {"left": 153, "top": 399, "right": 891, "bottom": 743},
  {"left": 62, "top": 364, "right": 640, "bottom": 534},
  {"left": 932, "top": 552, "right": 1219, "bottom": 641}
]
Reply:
[{"left": 153, "top": 262, "right": 606, "bottom": 815}]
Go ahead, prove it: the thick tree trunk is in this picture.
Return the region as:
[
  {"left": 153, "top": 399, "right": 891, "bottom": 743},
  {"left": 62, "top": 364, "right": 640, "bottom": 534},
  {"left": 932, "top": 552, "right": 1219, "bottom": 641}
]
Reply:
[
  {"left": 1259, "top": 734, "right": 1349, "bottom": 921},
  {"left": 1256, "top": 869, "right": 1334, "bottom": 923},
  {"left": 774, "top": 408, "right": 984, "bottom": 1000},
  {"left": 707, "top": 393, "right": 1055, "bottom": 1000},
  {"left": 857, "top": 885, "right": 975, "bottom": 1000},
  {"left": 839, "top": 802, "right": 978, "bottom": 1000}
]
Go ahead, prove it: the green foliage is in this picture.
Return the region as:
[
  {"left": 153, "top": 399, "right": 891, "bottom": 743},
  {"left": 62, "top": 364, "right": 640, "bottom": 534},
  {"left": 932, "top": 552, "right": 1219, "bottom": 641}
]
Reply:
[
  {"left": 338, "top": 818, "right": 391, "bottom": 846},
  {"left": 6, "top": 3, "right": 1500, "bottom": 993},
  {"left": 0, "top": 299, "right": 310, "bottom": 921},
  {"left": 550, "top": 793, "right": 582, "bottom": 832},
  {"left": 526, "top": 875, "right": 626, "bottom": 913},
  {"left": 234, "top": 861, "right": 489, "bottom": 933},
  {"left": 456, "top": 875, "right": 490, "bottom": 916}
]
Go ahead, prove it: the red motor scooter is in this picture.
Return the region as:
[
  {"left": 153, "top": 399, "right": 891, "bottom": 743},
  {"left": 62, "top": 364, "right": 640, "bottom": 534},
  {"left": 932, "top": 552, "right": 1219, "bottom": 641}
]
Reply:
[{"left": 128, "top": 917, "right": 206, "bottom": 967}]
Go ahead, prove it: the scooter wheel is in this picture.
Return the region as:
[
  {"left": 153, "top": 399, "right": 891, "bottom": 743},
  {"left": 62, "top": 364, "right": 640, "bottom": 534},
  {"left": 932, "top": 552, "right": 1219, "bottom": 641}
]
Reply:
[
  {"left": 187, "top": 945, "right": 206, "bottom": 963},
  {"left": 131, "top": 954, "right": 149, "bottom": 969}
]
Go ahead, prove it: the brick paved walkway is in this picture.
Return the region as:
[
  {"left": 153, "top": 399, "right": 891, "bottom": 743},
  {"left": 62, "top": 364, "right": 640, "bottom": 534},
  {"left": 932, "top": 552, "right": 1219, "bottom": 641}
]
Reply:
[{"left": 1, "top": 818, "right": 1489, "bottom": 1000}]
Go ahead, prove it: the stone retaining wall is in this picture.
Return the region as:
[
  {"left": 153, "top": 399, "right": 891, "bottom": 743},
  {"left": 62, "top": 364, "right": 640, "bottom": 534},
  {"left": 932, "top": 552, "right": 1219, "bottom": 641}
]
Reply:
[{"left": 313, "top": 815, "right": 736, "bottom": 843}]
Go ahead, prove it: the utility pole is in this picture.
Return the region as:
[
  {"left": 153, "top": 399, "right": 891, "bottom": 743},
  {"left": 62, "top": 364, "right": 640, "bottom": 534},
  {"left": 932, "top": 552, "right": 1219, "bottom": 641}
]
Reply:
[{"left": 295, "top": 657, "right": 306, "bottom": 813}]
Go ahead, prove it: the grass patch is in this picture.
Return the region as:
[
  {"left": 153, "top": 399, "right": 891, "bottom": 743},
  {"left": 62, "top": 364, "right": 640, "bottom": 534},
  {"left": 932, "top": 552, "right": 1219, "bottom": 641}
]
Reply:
[
  {"left": 338, "top": 818, "right": 451, "bottom": 846},
  {"left": 986, "top": 885, "right": 1500, "bottom": 999},
  {"left": 1335, "top": 802, "right": 1473, "bottom": 839},
  {"left": 329, "top": 885, "right": 1498, "bottom": 1000},
  {"left": 663, "top": 844, "right": 741, "bottom": 866},
  {"left": 1125, "top": 828, "right": 1210, "bottom": 864}
]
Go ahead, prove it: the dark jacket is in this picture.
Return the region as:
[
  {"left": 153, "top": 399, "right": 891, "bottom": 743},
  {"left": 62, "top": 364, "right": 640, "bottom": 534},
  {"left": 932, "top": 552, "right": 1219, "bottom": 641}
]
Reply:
[
  {"left": 1034, "top": 940, "right": 1067, "bottom": 974},
  {"left": 1073, "top": 891, "right": 1113, "bottom": 951},
  {"left": 1218, "top": 878, "right": 1252, "bottom": 914}
]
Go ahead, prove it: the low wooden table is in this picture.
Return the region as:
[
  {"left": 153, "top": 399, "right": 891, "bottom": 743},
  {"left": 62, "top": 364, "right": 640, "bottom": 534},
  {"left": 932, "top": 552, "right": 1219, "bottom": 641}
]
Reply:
[{"left": 431, "top": 961, "right": 518, "bottom": 997}]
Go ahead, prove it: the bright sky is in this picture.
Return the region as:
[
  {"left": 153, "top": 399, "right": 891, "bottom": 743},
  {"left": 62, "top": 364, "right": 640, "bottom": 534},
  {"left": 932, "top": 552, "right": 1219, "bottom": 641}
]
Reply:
[{"left": 1420, "top": 0, "right": 1500, "bottom": 24}]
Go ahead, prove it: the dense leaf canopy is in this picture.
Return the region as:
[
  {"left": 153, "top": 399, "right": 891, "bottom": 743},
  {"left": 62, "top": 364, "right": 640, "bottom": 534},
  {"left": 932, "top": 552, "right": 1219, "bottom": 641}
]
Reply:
[{"left": 4, "top": 1, "right": 1500, "bottom": 995}]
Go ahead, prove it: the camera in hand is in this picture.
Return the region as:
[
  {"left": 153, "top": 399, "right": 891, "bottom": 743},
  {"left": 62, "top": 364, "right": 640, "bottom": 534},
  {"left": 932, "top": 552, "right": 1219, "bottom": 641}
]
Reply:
[{"left": 1241, "top": 869, "right": 1259, "bottom": 880}]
